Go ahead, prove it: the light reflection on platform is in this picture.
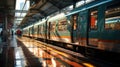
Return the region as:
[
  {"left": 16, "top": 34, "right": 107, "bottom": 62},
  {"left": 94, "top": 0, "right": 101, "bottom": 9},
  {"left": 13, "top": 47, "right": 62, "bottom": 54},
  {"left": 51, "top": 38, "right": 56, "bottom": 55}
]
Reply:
[
  {"left": 18, "top": 37, "right": 94, "bottom": 67},
  {"left": 23, "top": 42, "right": 69, "bottom": 67},
  {"left": 15, "top": 47, "right": 27, "bottom": 67}
]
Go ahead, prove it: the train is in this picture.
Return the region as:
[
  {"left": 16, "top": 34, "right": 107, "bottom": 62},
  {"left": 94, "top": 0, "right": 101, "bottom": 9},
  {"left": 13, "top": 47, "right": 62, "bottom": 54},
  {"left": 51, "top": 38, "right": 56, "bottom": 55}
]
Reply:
[{"left": 22, "top": 0, "right": 120, "bottom": 64}]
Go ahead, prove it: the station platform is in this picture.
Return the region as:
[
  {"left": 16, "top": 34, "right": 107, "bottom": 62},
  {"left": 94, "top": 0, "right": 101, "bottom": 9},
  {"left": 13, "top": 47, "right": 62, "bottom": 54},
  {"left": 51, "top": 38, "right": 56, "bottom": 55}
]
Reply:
[
  {"left": 0, "top": 35, "right": 27, "bottom": 67},
  {"left": 0, "top": 35, "right": 119, "bottom": 67}
]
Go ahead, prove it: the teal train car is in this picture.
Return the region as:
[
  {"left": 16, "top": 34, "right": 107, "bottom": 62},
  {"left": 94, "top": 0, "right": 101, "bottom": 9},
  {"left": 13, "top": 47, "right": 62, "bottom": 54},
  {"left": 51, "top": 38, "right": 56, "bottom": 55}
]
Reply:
[{"left": 23, "top": 0, "right": 120, "bottom": 64}]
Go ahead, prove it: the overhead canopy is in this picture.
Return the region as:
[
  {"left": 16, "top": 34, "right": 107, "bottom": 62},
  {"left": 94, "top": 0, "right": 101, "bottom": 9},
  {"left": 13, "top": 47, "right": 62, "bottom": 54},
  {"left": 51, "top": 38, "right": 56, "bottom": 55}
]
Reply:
[
  {"left": 0, "top": 0, "right": 16, "bottom": 28},
  {"left": 19, "top": 0, "right": 83, "bottom": 28}
]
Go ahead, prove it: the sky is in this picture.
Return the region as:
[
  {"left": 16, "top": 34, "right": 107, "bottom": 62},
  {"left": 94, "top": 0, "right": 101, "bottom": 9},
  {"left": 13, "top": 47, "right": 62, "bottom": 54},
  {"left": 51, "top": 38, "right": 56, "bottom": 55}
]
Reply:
[
  {"left": 15, "top": 0, "right": 30, "bottom": 25},
  {"left": 16, "top": 0, "right": 25, "bottom": 10},
  {"left": 15, "top": 0, "right": 30, "bottom": 16},
  {"left": 16, "top": 0, "right": 30, "bottom": 10}
]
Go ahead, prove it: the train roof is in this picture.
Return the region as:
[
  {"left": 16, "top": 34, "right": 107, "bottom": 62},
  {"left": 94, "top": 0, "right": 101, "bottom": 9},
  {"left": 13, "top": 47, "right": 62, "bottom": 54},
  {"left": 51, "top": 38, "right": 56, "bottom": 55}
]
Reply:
[
  {"left": 48, "top": 13, "right": 67, "bottom": 23},
  {"left": 34, "top": 19, "right": 46, "bottom": 26}
]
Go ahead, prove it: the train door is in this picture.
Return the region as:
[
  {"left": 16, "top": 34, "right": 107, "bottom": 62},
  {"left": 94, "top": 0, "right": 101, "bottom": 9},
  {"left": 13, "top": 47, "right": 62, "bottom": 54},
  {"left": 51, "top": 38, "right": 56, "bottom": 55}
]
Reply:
[
  {"left": 71, "top": 14, "right": 78, "bottom": 43},
  {"left": 28, "top": 28, "right": 30, "bottom": 37},
  {"left": 37, "top": 25, "right": 39, "bottom": 37},
  {"left": 48, "top": 22, "right": 51, "bottom": 39},
  {"left": 78, "top": 10, "right": 88, "bottom": 46},
  {"left": 86, "top": 7, "right": 99, "bottom": 57},
  {"left": 32, "top": 26, "right": 34, "bottom": 38},
  {"left": 88, "top": 7, "right": 99, "bottom": 47}
]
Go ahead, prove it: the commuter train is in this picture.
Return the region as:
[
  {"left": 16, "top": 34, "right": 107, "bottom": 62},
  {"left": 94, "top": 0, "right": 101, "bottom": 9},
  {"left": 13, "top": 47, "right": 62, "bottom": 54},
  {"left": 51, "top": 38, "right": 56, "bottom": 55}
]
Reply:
[{"left": 23, "top": 0, "right": 120, "bottom": 63}]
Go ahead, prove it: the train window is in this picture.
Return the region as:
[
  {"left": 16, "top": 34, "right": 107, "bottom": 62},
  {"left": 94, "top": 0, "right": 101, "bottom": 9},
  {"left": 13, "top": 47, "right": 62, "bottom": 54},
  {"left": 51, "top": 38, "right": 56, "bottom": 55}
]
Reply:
[
  {"left": 105, "top": 3, "right": 120, "bottom": 30},
  {"left": 34, "top": 26, "right": 37, "bottom": 34},
  {"left": 30, "top": 28, "right": 32, "bottom": 34},
  {"left": 39, "top": 26, "right": 41, "bottom": 33},
  {"left": 90, "top": 8, "right": 98, "bottom": 29},
  {"left": 58, "top": 19, "right": 67, "bottom": 31},
  {"left": 37, "top": 25, "right": 39, "bottom": 34},
  {"left": 50, "top": 22, "right": 56, "bottom": 32},
  {"left": 72, "top": 15, "right": 78, "bottom": 30},
  {"left": 39, "top": 25, "right": 43, "bottom": 32}
]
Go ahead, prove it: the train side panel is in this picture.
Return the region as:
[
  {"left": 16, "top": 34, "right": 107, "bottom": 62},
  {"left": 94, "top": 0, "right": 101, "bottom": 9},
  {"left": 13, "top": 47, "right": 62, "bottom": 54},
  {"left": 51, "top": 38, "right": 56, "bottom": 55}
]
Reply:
[
  {"left": 69, "top": 0, "right": 120, "bottom": 53},
  {"left": 33, "top": 25, "right": 38, "bottom": 38},
  {"left": 98, "top": 1, "right": 120, "bottom": 52},
  {"left": 47, "top": 13, "right": 72, "bottom": 43},
  {"left": 70, "top": 0, "right": 120, "bottom": 63},
  {"left": 38, "top": 23, "right": 46, "bottom": 39},
  {"left": 23, "top": 28, "right": 29, "bottom": 37}
]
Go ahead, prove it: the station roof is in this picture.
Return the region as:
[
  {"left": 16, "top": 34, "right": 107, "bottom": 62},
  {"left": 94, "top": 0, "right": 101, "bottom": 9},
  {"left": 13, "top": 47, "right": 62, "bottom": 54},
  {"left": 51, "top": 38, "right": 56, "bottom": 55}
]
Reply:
[
  {"left": 19, "top": 0, "right": 83, "bottom": 28},
  {"left": 0, "top": 0, "right": 16, "bottom": 28},
  {"left": 0, "top": 0, "right": 94, "bottom": 29}
]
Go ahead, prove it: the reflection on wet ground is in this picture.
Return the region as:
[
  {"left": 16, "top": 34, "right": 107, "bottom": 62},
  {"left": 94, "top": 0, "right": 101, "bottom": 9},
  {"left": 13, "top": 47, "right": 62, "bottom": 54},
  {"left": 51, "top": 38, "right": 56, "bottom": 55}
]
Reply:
[
  {"left": 15, "top": 47, "right": 27, "bottom": 67},
  {"left": 18, "top": 37, "right": 94, "bottom": 67}
]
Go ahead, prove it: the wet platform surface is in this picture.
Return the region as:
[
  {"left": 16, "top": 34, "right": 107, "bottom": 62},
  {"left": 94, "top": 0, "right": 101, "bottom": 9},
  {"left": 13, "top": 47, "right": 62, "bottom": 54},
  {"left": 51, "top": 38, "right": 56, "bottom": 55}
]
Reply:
[
  {"left": 17, "top": 37, "right": 90, "bottom": 67},
  {"left": 15, "top": 47, "right": 27, "bottom": 67},
  {"left": 17, "top": 37, "right": 115, "bottom": 67},
  {"left": 0, "top": 35, "right": 117, "bottom": 67}
]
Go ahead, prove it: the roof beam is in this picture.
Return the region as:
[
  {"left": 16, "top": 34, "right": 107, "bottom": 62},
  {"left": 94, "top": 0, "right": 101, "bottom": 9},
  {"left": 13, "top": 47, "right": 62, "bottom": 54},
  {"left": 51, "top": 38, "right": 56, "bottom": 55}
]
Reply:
[
  {"left": 14, "top": 16, "right": 25, "bottom": 18},
  {"left": 11, "top": 10, "right": 28, "bottom": 13},
  {"left": 39, "top": 9, "right": 47, "bottom": 17},
  {"left": 47, "top": 0, "right": 61, "bottom": 10},
  {"left": 29, "top": 9, "right": 46, "bottom": 17}
]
